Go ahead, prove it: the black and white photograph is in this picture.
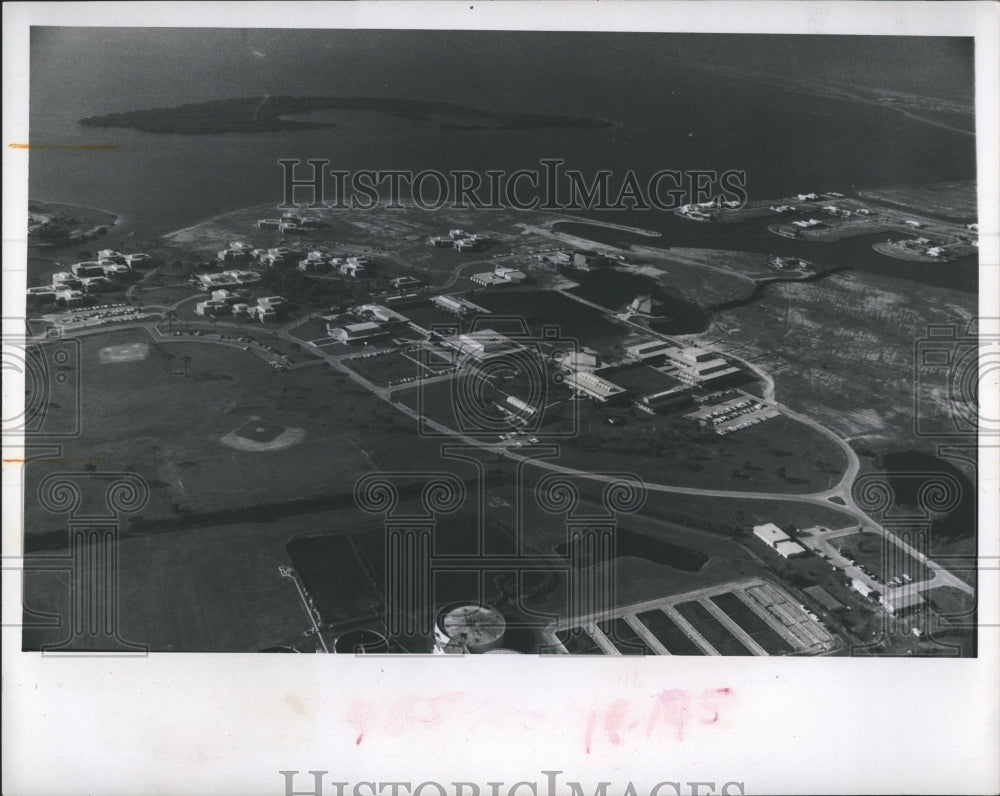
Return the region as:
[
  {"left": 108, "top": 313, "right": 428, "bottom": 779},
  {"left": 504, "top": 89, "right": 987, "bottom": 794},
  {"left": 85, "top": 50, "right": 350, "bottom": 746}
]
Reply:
[{"left": 3, "top": 2, "right": 998, "bottom": 794}]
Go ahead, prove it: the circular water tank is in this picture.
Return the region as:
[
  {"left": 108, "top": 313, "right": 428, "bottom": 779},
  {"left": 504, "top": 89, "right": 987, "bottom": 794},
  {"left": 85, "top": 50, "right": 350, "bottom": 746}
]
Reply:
[
  {"left": 483, "top": 648, "right": 522, "bottom": 654},
  {"left": 334, "top": 629, "right": 390, "bottom": 655},
  {"left": 434, "top": 603, "right": 506, "bottom": 654}
]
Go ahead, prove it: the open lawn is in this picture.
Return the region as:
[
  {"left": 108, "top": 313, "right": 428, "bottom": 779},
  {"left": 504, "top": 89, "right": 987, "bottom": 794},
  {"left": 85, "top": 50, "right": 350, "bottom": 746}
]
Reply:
[
  {"left": 394, "top": 368, "right": 577, "bottom": 439},
  {"left": 554, "top": 402, "right": 847, "bottom": 493},
  {"left": 22, "top": 327, "right": 452, "bottom": 542},
  {"left": 468, "top": 289, "right": 630, "bottom": 350},
  {"left": 924, "top": 586, "right": 976, "bottom": 624},
  {"left": 22, "top": 515, "right": 311, "bottom": 651},
  {"left": 343, "top": 348, "right": 442, "bottom": 388},
  {"left": 639, "top": 490, "right": 855, "bottom": 534},
  {"left": 159, "top": 322, "right": 320, "bottom": 364},
  {"left": 286, "top": 316, "right": 331, "bottom": 342}
]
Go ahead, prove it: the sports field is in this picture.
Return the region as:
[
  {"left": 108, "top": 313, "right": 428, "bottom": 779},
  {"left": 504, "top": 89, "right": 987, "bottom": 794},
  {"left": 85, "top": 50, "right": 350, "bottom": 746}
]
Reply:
[{"left": 22, "top": 327, "right": 452, "bottom": 539}]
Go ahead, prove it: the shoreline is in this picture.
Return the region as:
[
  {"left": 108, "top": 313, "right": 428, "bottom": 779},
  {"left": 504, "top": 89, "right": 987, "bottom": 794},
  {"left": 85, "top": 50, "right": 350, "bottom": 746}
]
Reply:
[
  {"left": 28, "top": 198, "right": 123, "bottom": 248},
  {"left": 29, "top": 198, "right": 121, "bottom": 225}
]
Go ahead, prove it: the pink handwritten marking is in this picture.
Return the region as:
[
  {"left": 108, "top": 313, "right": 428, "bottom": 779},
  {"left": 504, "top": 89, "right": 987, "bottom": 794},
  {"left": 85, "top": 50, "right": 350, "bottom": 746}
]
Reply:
[
  {"left": 584, "top": 687, "right": 733, "bottom": 751},
  {"left": 604, "top": 698, "right": 629, "bottom": 746},
  {"left": 584, "top": 708, "right": 598, "bottom": 754},
  {"left": 700, "top": 687, "right": 732, "bottom": 724},
  {"left": 651, "top": 689, "right": 691, "bottom": 741},
  {"left": 347, "top": 699, "right": 376, "bottom": 747},
  {"left": 344, "top": 688, "right": 733, "bottom": 751}
]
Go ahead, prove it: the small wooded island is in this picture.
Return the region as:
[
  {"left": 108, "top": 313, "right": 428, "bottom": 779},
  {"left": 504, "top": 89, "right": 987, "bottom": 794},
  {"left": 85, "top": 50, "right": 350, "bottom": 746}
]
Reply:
[{"left": 79, "top": 96, "right": 615, "bottom": 134}]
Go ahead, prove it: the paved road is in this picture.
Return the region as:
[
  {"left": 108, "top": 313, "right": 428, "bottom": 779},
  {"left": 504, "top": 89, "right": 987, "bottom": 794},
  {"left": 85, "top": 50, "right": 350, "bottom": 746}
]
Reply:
[{"left": 279, "top": 566, "right": 329, "bottom": 653}]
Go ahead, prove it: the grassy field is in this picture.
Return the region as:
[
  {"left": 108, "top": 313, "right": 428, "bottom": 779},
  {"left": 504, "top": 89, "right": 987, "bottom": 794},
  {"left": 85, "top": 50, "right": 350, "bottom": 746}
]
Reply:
[
  {"left": 553, "top": 402, "right": 847, "bottom": 493},
  {"left": 22, "top": 514, "right": 312, "bottom": 652},
  {"left": 22, "top": 327, "right": 452, "bottom": 541},
  {"left": 285, "top": 316, "right": 331, "bottom": 342},
  {"left": 394, "top": 369, "right": 577, "bottom": 438},
  {"left": 624, "top": 247, "right": 765, "bottom": 307},
  {"left": 394, "top": 375, "right": 848, "bottom": 494},
  {"left": 468, "top": 288, "right": 630, "bottom": 349},
  {"left": 343, "top": 348, "right": 442, "bottom": 387},
  {"left": 20, "top": 410, "right": 855, "bottom": 651}
]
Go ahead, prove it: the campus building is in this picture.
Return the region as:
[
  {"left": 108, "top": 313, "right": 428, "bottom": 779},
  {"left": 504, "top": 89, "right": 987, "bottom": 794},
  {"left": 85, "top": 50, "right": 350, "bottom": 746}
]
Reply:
[
  {"left": 329, "top": 321, "right": 389, "bottom": 342},
  {"left": 564, "top": 371, "right": 628, "bottom": 403},
  {"left": 124, "top": 253, "right": 151, "bottom": 267},
  {"left": 432, "top": 294, "right": 490, "bottom": 316},
  {"left": 657, "top": 345, "right": 742, "bottom": 387},
  {"left": 71, "top": 261, "right": 106, "bottom": 278},
  {"left": 217, "top": 242, "right": 253, "bottom": 263},
  {"left": 390, "top": 276, "right": 423, "bottom": 290},
  {"left": 470, "top": 264, "right": 527, "bottom": 286},
  {"left": 96, "top": 249, "right": 126, "bottom": 264},
  {"left": 245, "top": 296, "right": 288, "bottom": 323},
  {"left": 880, "top": 589, "right": 926, "bottom": 617},
  {"left": 442, "top": 329, "right": 519, "bottom": 361},
  {"left": 340, "top": 257, "right": 368, "bottom": 278},
  {"left": 753, "top": 523, "right": 807, "bottom": 559},
  {"left": 195, "top": 299, "right": 230, "bottom": 317},
  {"left": 572, "top": 251, "right": 610, "bottom": 270},
  {"left": 197, "top": 270, "right": 260, "bottom": 289}
]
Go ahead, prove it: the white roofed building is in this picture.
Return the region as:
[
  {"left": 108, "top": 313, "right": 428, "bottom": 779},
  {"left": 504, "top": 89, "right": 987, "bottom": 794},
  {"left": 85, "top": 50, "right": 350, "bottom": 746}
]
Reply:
[{"left": 564, "top": 371, "right": 628, "bottom": 403}]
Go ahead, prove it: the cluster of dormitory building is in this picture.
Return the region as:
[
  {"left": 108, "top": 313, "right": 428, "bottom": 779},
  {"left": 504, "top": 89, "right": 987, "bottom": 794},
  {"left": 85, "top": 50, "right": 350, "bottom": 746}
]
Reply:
[
  {"left": 557, "top": 338, "right": 742, "bottom": 411},
  {"left": 196, "top": 291, "right": 288, "bottom": 322},
  {"left": 216, "top": 241, "right": 371, "bottom": 277},
  {"left": 26, "top": 250, "right": 151, "bottom": 307},
  {"left": 427, "top": 229, "right": 492, "bottom": 252},
  {"left": 254, "top": 212, "right": 327, "bottom": 235}
]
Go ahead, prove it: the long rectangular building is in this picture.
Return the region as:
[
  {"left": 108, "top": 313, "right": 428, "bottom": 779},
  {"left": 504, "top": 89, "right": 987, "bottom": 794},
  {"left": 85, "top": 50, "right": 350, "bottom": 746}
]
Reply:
[{"left": 564, "top": 371, "right": 628, "bottom": 403}]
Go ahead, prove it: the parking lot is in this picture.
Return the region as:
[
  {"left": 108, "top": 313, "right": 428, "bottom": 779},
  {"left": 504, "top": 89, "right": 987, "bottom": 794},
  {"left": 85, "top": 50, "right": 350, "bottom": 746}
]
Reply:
[
  {"left": 686, "top": 392, "right": 780, "bottom": 435},
  {"left": 545, "top": 578, "right": 838, "bottom": 656}
]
